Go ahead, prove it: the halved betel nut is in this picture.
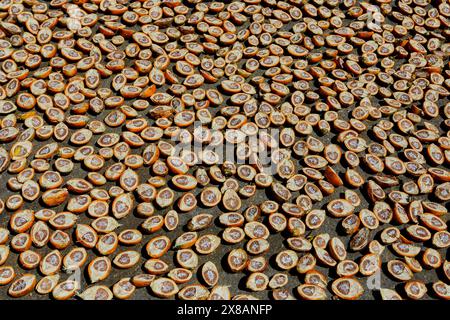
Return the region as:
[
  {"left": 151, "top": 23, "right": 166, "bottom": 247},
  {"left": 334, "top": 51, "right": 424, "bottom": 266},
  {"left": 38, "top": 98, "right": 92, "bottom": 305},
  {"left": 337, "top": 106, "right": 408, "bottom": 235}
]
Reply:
[
  {"left": 387, "top": 260, "right": 413, "bottom": 281},
  {"left": 146, "top": 235, "right": 171, "bottom": 258},
  {"left": 200, "top": 187, "right": 222, "bottom": 207},
  {"left": 0, "top": 265, "right": 15, "bottom": 286},
  {"left": 75, "top": 224, "right": 98, "bottom": 249},
  {"left": 49, "top": 230, "right": 71, "bottom": 250},
  {"left": 268, "top": 273, "right": 289, "bottom": 290},
  {"left": 113, "top": 250, "right": 140, "bottom": 269},
  {"left": 188, "top": 214, "right": 214, "bottom": 231},
  {"left": 173, "top": 232, "right": 198, "bottom": 250},
  {"left": 91, "top": 216, "right": 120, "bottom": 234},
  {"left": 327, "top": 199, "right": 354, "bottom": 218},
  {"left": 78, "top": 285, "right": 113, "bottom": 301},
  {"left": 8, "top": 274, "right": 36, "bottom": 298},
  {"left": 246, "top": 238, "right": 270, "bottom": 255},
  {"left": 195, "top": 234, "right": 221, "bottom": 255},
  {"left": 246, "top": 272, "right": 269, "bottom": 292},
  {"left": 275, "top": 250, "right": 298, "bottom": 270},
  {"left": 88, "top": 256, "right": 112, "bottom": 283},
  {"left": 0, "top": 227, "right": 9, "bottom": 245},
  {"left": 112, "top": 193, "right": 133, "bottom": 219},
  {"left": 432, "top": 231, "right": 450, "bottom": 249},
  {"left": 178, "top": 284, "right": 210, "bottom": 300},
  {"left": 404, "top": 280, "right": 427, "bottom": 300},
  {"left": 433, "top": 281, "right": 450, "bottom": 300},
  {"left": 244, "top": 222, "right": 270, "bottom": 239},
  {"left": 328, "top": 237, "right": 347, "bottom": 261},
  {"left": 10, "top": 209, "right": 34, "bottom": 233},
  {"left": 41, "top": 188, "right": 69, "bottom": 207},
  {"left": 422, "top": 248, "right": 442, "bottom": 269},
  {"left": 150, "top": 278, "right": 179, "bottom": 298},
  {"left": 140, "top": 214, "right": 164, "bottom": 232},
  {"left": 359, "top": 253, "right": 381, "bottom": 276},
  {"left": 118, "top": 229, "right": 142, "bottom": 246},
  {"left": 380, "top": 288, "right": 403, "bottom": 300},
  {"left": 331, "top": 277, "right": 364, "bottom": 300},
  {"left": 168, "top": 268, "right": 193, "bottom": 284},
  {"left": 131, "top": 274, "right": 156, "bottom": 288},
  {"left": 52, "top": 280, "right": 80, "bottom": 300},
  {"left": 39, "top": 250, "right": 62, "bottom": 276},
  {"left": 297, "top": 284, "right": 327, "bottom": 300},
  {"left": 305, "top": 209, "right": 326, "bottom": 230},
  {"left": 201, "top": 261, "right": 219, "bottom": 287},
  {"left": 208, "top": 286, "right": 232, "bottom": 300},
  {"left": 19, "top": 250, "right": 41, "bottom": 270},
  {"left": 227, "top": 248, "right": 248, "bottom": 272},
  {"left": 112, "top": 278, "right": 136, "bottom": 300},
  {"left": 172, "top": 174, "right": 197, "bottom": 190},
  {"left": 0, "top": 244, "right": 10, "bottom": 266},
  {"left": 95, "top": 231, "right": 119, "bottom": 256},
  {"left": 155, "top": 187, "right": 175, "bottom": 208},
  {"left": 62, "top": 247, "right": 88, "bottom": 272},
  {"left": 35, "top": 274, "right": 60, "bottom": 295},
  {"left": 144, "top": 259, "right": 170, "bottom": 275}
]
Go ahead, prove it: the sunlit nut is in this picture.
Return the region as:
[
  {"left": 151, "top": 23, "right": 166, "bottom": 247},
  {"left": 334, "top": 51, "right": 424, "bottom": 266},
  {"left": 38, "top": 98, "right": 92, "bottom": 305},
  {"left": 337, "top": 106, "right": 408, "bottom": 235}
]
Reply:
[
  {"left": 151, "top": 278, "right": 179, "bottom": 298},
  {"left": 41, "top": 188, "right": 69, "bottom": 207},
  {"left": 155, "top": 187, "right": 175, "bottom": 208},
  {"left": 30, "top": 221, "right": 49, "bottom": 248},
  {"left": 8, "top": 274, "right": 36, "bottom": 298},
  {"left": 195, "top": 234, "right": 221, "bottom": 255},
  {"left": 244, "top": 272, "right": 268, "bottom": 292},
  {"left": 75, "top": 224, "right": 98, "bottom": 249},
  {"left": 420, "top": 213, "right": 447, "bottom": 231},
  {"left": 387, "top": 260, "right": 413, "bottom": 281},
  {"left": 112, "top": 251, "right": 140, "bottom": 270},
  {"left": 162, "top": 267, "right": 191, "bottom": 285},
  {"left": 112, "top": 193, "right": 133, "bottom": 219},
  {"left": 331, "top": 277, "right": 364, "bottom": 300},
  {"left": 169, "top": 231, "right": 197, "bottom": 251},
  {"left": 422, "top": 248, "right": 442, "bottom": 269},
  {"left": 88, "top": 256, "right": 112, "bottom": 284},
  {"left": 0, "top": 228, "right": 9, "bottom": 245},
  {"left": 200, "top": 261, "right": 219, "bottom": 288},
  {"left": 379, "top": 288, "right": 403, "bottom": 301},
  {"left": 61, "top": 247, "right": 88, "bottom": 272},
  {"left": 0, "top": 244, "right": 10, "bottom": 266},
  {"left": 10, "top": 209, "right": 34, "bottom": 233},
  {"left": 327, "top": 199, "right": 354, "bottom": 218},
  {"left": 146, "top": 235, "right": 171, "bottom": 259},
  {"left": 349, "top": 227, "right": 370, "bottom": 252},
  {"left": 78, "top": 285, "right": 113, "bottom": 301},
  {"left": 39, "top": 250, "right": 62, "bottom": 276}
]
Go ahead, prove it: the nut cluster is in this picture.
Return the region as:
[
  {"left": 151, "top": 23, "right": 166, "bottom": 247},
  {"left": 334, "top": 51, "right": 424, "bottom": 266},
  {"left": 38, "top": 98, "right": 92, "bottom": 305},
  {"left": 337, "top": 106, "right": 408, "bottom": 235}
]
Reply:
[{"left": 0, "top": 0, "right": 449, "bottom": 300}]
